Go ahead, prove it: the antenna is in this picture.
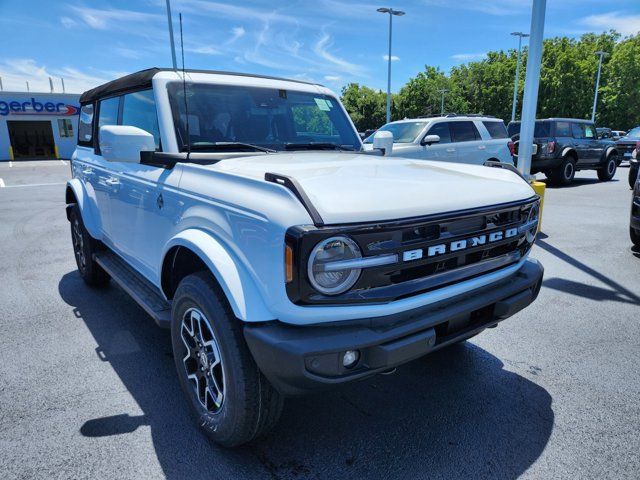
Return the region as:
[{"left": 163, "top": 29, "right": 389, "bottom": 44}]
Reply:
[{"left": 179, "top": 13, "right": 191, "bottom": 160}]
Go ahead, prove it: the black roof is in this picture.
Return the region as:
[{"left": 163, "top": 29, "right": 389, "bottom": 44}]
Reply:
[{"left": 79, "top": 67, "right": 321, "bottom": 104}]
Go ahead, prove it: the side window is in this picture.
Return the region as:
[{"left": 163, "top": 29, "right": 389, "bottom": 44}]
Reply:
[
  {"left": 555, "top": 121, "right": 571, "bottom": 137},
  {"left": 97, "top": 96, "right": 121, "bottom": 146},
  {"left": 122, "top": 90, "right": 161, "bottom": 149},
  {"left": 77, "top": 103, "right": 94, "bottom": 146},
  {"left": 450, "top": 121, "right": 480, "bottom": 142},
  {"left": 482, "top": 121, "right": 508, "bottom": 139},
  {"left": 426, "top": 122, "right": 451, "bottom": 143},
  {"left": 571, "top": 123, "right": 584, "bottom": 139},
  {"left": 584, "top": 125, "right": 596, "bottom": 139}
]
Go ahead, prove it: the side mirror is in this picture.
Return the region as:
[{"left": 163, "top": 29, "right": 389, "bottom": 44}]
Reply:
[
  {"left": 372, "top": 130, "right": 394, "bottom": 156},
  {"left": 99, "top": 125, "right": 155, "bottom": 163},
  {"left": 421, "top": 134, "right": 440, "bottom": 146}
]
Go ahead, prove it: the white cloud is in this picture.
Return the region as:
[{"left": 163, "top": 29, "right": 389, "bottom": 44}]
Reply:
[
  {"left": 228, "top": 26, "right": 246, "bottom": 44},
  {"left": 383, "top": 55, "right": 400, "bottom": 61},
  {"left": 188, "top": 45, "right": 222, "bottom": 55},
  {"left": 579, "top": 11, "right": 640, "bottom": 36},
  {"left": 313, "top": 33, "right": 364, "bottom": 76},
  {"left": 0, "top": 59, "right": 115, "bottom": 93},
  {"left": 423, "top": 0, "right": 529, "bottom": 16},
  {"left": 60, "top": 16, "right": 76, "bottom": 29},
  {"left": 70, "top": 6, "right": 163, "bottom": 30},
  {"left": 324, "top": 75, "right": 341, "bottom": 81},
  {"left": 451, "top": 52, "right": 487, "bottom": 61}
]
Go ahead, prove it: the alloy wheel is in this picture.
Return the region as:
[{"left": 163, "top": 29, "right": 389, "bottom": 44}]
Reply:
[
  {"left": 181, "top": 307, "right": 225, "bottom": 413},
  {"left": 72, "top": 218, "right": 86, "bottom": 272}
]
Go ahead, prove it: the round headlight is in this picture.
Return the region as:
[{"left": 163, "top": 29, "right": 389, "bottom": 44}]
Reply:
[{"left": 307, "top": 236, "right": 362, "bottom": 295}]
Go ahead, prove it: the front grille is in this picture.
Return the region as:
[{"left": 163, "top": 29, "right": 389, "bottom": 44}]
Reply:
[
  {"left": 286, "top": 197, "right": 539, "bottom": 305},
  {"left": 617, "top": 143, "right": 636, "bottom": 155}
]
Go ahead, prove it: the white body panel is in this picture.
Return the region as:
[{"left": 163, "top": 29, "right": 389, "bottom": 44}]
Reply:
[{"left": 70, "top": 71, "right": 535, "bottom": 326}]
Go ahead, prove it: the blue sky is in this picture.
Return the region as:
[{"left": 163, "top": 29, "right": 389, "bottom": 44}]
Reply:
[{"left": 1, "top": 0, "right": 639, "bottom": 94}]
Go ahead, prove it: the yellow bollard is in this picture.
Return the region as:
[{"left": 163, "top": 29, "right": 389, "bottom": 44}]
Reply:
[
  {"left": 530, "top": 180, "right": 546, "bottom": 232},
  {"left": 8, "top": 146, "right": 14, "bottom": 161},
  {"left": 54, "top": 144, "right": 60, "bottom": 159}
]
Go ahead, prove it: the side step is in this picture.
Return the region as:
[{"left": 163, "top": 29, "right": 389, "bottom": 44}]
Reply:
[{"left": 94, "top": 251, "right": 171, "bottom": 328}]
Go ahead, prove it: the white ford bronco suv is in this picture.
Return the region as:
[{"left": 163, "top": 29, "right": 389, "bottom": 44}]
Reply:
[{"left": 66, "top": 68, "right": 543, "bottom": 447}]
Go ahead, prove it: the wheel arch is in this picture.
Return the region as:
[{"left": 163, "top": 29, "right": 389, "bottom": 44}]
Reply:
[
  {"left": 561, "top": 148, "right": 577, "bottom": 160},
  {"left": 160, "top": 229, "right": 274, "bottom": 322},
  {"left": 65, "top": 179, "right": 102, "bottom": 238},
  {"left": 604, "top": 146, "right": 618, "bottom": 159}
]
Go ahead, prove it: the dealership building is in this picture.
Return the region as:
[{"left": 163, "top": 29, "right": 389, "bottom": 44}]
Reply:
[{"left": 0, "top": 92, "right": 80, "bottom": 161}]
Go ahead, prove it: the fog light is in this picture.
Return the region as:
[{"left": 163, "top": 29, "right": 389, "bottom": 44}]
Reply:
[{"left": 342, "top": 350, "right": 360, "bottom": 368}]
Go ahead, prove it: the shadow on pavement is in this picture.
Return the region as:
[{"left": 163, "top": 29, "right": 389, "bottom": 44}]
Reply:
[
  {"left": 537, "top": 239, "right": 640, "bottom": 304},
  {"left": 540, "top": 177, "right": 617, "bottom": 189},
  {"left": 59, "top": 271, "right": 554, "bottom": 480}
]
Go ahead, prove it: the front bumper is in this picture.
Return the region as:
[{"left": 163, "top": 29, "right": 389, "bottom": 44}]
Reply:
[{"left": 244, "top": 258, "right": 543, "bottom": 396}]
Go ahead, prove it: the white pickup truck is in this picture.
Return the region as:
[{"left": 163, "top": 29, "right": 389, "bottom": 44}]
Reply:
[{"left": 66, "top": 68, "right": 543, "bottom": 447}]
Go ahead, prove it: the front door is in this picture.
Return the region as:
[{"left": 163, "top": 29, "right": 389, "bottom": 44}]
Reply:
[{"left": 421, "top": 121, "right": 456, "bottom": 161}]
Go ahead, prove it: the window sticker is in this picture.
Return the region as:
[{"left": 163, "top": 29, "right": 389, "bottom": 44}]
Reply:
[{"left": 314, "top": 98, "right": 331, "bottom": 111}]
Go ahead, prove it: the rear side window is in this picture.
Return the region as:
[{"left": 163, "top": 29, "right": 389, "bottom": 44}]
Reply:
[
  {"left": 450, "top": 121, "right": 480, "bottom": 142},
  {"left": 584, "top": 124, "right": 596, "bottom": 139},
  {"left": 482, "top": 121, "right": 508, "bottom": 139},
  {"left": 555, "top": 121, "right": 571, "bottom": 137},
  {"left": 77, "top": 104, "right": 94, "bottom": 146},
  {"left": 426, "top": 122, "right": 451, "bottom": 143},
  {"left": 571, "top": 123, "right": 584, "bottom": 138},
  {"left": 122, "top": 90, "right": 161, "bottom": 149}
]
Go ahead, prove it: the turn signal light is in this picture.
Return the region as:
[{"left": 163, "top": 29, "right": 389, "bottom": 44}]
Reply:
[
  {"left": 285, "top": 245, "right": 293, "bottom": 283},
  {"left": 507, "top": 141, "right": 515, "bottom": 156},
  {"left": 547, "top": 141, "right": 556, "bottom": 153}
]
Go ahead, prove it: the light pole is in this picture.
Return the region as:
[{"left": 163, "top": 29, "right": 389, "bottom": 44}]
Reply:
[
  {"left": 510, "top": 31, "right": 529, "bottom": 123},
  {"left": 517, "top": 0, "right": 546, "bottom": 178},
  {"left": 165, "top": 0, "right": 177, "bottom": 69},
  {"left": 377, "top": 7, "right": 405, "bottom": 124},
  {"left": 591, "top": 50, "right": 608, "bottom": 123},
  {"left": 438, "top": 89, "right": 448, "bottom": 115}
]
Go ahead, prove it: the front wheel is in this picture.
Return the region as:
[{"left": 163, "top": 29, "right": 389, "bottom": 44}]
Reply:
[
  {"left": 69, "top": 204, "right": 110, "bottom": 287},
  {"left": 171, "top": 272, "right": 283, "bottom": 447},
  {"left": 597, "top": 155, "right": 617, "bottom": 181}
]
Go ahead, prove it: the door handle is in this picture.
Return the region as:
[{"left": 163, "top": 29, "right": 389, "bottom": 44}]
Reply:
[
  {"left": 82, "top": 168, "right": 93, "bottom": 175},
  {"left": 446, "top": 148, "right": 456, "bottom": 153},
  {"left": 105, "top": 177, "right": 120, "bottom": 186},
  {"left": 478, "top": 145, "right": 486, "bottom": 150}
]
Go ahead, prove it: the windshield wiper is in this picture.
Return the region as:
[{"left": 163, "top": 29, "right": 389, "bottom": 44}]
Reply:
[
  {"left": 284, "top": 142, "right": 355, "bottom": 151},
  {"left": 186, "top": 142, "right": 275, "bottom": 153}
]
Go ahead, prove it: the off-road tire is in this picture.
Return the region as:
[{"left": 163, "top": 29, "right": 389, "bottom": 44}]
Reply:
[
  {"left": 631, "top": 227, "right": 640, "bottom": 248},
  {"left": 171, "top": 271, "right": 283, "bottom": 447},
  {"left": 69, "top": 204, "right": 110, "bottom": 287},
  {"left": 597, "top": 154, "right": 617, "bottom": 181},
  {"left": 547, "top": 156, "right": 576, "bottom": 186}
]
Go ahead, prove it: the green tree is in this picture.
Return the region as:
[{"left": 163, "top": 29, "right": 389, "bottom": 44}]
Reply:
[{"left": 340, "top": 83, "right": 387, "bottom": 131}]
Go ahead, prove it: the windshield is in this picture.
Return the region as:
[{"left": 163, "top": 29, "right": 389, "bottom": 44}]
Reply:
[
  {"left": 168, "top": 83, "right": 361, "bottom": 152},
  {"left": 626, "top": 127, "right": 640, "bottom": 138},
  {"left": 507, "top": 120, "right": 551, "bottom": 138},
  {"left": 363, "top": 121, "right": 427, "bottom": 144}
]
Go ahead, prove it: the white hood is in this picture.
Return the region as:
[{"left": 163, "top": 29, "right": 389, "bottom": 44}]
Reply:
[{"left": 214, "top": 152, "right": 535, "bottom": 224}]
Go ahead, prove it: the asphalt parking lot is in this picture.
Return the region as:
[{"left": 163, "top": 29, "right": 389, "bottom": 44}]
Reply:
[{"left": 0, "top": 159, "right": 638, "bottom": 479}]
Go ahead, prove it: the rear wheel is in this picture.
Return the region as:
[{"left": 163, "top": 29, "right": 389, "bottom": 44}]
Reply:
[
  {"left": 548, "top": 156, "right": 576, "bottom": 186},
  {"left": 171, "top": 272, "right": 283, "bottom": 447},
  {"left": 69, "top": 204, "right": 110, "bottom": 287},
  {"left": 597, "top": 154, "right": 617, "bottom": 181}
]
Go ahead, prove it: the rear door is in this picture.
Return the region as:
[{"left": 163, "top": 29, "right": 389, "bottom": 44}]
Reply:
[
  {"left": 480, "top": 120, "right": 512, "bottom": 163},
  {"left": 421, "top": 121, "right": 456, "bottom": 161},
  {"left": 570, "top": 122, "right": 590, "bottom": 165},
  {"left": 583, "top": 123, "right": 603, "bottom": 163},
  {"left": 450, "top": 121, "right": 483, "bottom": 164}
]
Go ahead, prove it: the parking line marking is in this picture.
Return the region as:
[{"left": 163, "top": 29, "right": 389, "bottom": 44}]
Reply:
[
  {"left": 9, "top": 161, "right": 12, "bottom": 168},
  {"left": 1, "top": 182, "right": 66, "bottom": 189}
]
